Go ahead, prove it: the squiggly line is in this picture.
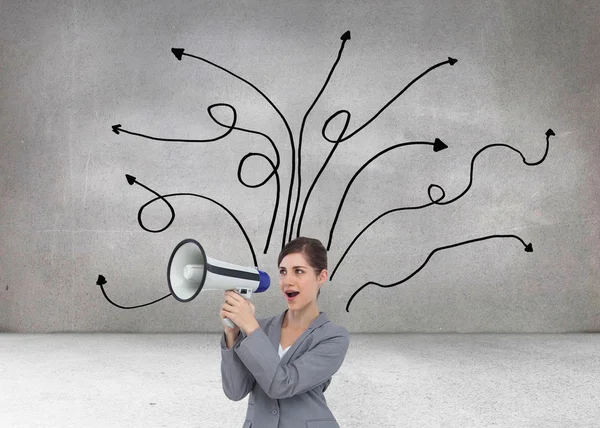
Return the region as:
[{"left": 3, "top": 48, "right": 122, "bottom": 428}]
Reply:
[
  {"left": 288, "top": 31, "right": 351, "bottom": 242},
  {"left": 345, "top": 234, "right": 533, "bottom": 312},
  {"left": 326, "top": 139, "right": 448, "bottom": 250},
  {"left": 113, "top": 103, "right": 280, "bottom": 254},
  {"left": 171, "top": 48, "right": 295, "bottom": 249},
  {"left": 324, "top": 57, "right": 457, "bottom": 144},
  {"left": 237, "top": 152, "right": 280, "bottom": 253},
  {"left": 94, "top": 170, "right": 260, "bottom": 310},
  {"left": 427, "top": 129, "right": 555, "bottom": 206},
  {"left": 330, "top": 184, "right": 447, "bottom": 280},
  {"left": 125, "top": 173, "right": 258, "bottom": 267},
  {"left": 295, "top": 112, "right": 348, "bottom": 238},
  {"left": 111, "top": 102, "right": 236, "bottom": 141},
  {"left": 331, "top": 129, "right": 555, "bottom": 279},
  {"left": 207, "top": 106, "right": 281, "bottom": 254},
  {"left": 296, "top": 57, "right": 457, "bottom": 237}
]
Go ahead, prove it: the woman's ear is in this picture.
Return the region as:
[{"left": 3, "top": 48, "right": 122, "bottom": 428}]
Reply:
[{"left": 317, "top": 269, "right": 328, "bottom": 284}]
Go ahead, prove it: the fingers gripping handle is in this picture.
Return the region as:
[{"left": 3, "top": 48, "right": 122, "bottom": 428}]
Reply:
[{"left": 223, "top": 287, "right": 253, "bottom": 329}]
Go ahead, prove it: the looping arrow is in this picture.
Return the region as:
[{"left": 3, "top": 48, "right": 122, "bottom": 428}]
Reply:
[
  {"left": 289, "top": 31, "right": 352, "bottom": 242},
  {"left": 125, "top": 173, "right": 258, "bottom": 267},
  {"left": 297, "top": 56, "right": 458, "bottom": 238},
  {"left": 326, "top": 139, "right": 448, "bottom": 250},
  {"left": 331, "top": 129, "right": 553, "bottom": 279},
  {"left": 170, "top": 47, "right": 295, "bottom": 249},
  {"left": 427, "top": 129, "right": 555, "bottom": 206},
  {"left": 113, "top": 102, "right": 281, "bottom": 254}
]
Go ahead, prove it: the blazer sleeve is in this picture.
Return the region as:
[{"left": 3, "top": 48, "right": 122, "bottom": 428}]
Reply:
[
  {"left": 232, "top": 326, "right": 350, "bottom": 400},
  {"left": 220, "top": 331, "right": 256, "bottom": 401}
]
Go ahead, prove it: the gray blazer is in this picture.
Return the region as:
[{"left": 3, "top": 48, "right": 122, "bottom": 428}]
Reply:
[{"left": 220, "top": 309, "right": 350, "bottom": 428}]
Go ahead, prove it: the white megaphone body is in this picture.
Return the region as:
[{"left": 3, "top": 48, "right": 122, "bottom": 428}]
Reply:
[{"left": 167, "top": 238, "right": 270, "bottom": 329}]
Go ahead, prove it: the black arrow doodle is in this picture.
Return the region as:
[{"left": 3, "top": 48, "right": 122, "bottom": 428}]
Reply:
[
  {"left": 295, "top": 110, "right": 348, "bottom": 239},
  {"left": 326, "top": 139, "right": 448, "bottom": 250},
  {"left": 344, "top": 234, "right": 534, "bottom": 313},
  {"left": 325, "top": 57, "right": 457, "bottom": 145},
  {"left": 427, "top": 129, "right": 555, "bottom": 206},
  {"left": 95, "top": 172, "right": 261, "bottom": 310},
  {"left": 113, "top": 102, "right": 281, "bottom": 254},
  {"left": 330, "top": 129, "right": 554, "bottom": 279},
  {"left": 111, "top": 100, "right": 237, "bottom": 141},
  {"left": 96, "top": 274, "right": 173, "bottom": 309},
  {"left": 330, "top": 188, "right": 447, "bottom": 280},
  {"left": 124, "top": 173, "right": 258, "bottom": 267},
  {"left": 171, "top": 47, "right": 296, "bottom": 250},
  {"left": 104, "top": 32, "right": 555, "bottom": 315},
  {"left": 288, "top": 30, "right": 351, "bottom": 243},
  {"left": 296, "top": 57, "right": 457, "bottom": 238}
]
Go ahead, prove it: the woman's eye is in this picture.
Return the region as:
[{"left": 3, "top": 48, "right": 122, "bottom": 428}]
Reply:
[{"left": 296, "top": 269, "right": 303, "bottom": 274}]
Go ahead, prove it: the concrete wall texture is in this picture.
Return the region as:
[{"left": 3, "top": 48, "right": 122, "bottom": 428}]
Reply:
[{"left": 1, "top": 0, "right": 599, "bottom": 333}]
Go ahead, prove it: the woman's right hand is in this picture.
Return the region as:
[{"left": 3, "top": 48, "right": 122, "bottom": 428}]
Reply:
[{"left": 220, "top": 291, "right": 240, "bottom": 335}]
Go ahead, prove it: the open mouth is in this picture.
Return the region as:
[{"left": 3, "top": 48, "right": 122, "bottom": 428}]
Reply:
[{"left": 285, "top": 291, "right": 300, "bottom": 301}]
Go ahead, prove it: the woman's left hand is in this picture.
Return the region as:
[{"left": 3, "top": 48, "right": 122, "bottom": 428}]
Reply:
[{"left": 222, "top": 291, "right": 259, "bottom": 335}]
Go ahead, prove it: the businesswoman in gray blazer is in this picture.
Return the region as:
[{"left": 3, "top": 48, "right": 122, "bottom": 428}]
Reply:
[{"left": 220, "top": 236, "right": 350, "bottom": 428}]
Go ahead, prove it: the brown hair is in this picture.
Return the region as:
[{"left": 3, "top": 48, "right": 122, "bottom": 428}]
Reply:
[{"left": 278, "top": 237, "right": 327, "bottom": 299}]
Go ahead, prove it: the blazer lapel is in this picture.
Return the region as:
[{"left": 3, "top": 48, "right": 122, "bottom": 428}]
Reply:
[{"left": 269, "top": 309, "right": 331, "bottom": 365}]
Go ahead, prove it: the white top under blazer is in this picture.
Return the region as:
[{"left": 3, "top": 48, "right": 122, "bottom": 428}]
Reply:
[{"left": 278, "top": 343, "right": 291, "bottom": 358}]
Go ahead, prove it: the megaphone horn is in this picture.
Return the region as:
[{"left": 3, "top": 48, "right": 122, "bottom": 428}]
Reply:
[{"left": 167, "top": 239, "right": 270, "bottom": 329}]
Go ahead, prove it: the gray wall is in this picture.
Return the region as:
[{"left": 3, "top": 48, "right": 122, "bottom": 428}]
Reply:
[{"left": 1, "top": 0, "right": 599, "bottom": 333}]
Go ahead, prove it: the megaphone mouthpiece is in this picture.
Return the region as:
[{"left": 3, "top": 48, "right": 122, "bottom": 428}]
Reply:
[{"left": 183, "top": 265, "right": 205, "bottom": 282}]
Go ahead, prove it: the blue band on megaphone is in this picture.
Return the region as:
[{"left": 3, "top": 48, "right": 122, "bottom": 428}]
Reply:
[{"left": 256, "top": 269, "right": 270, "bottom": 292}]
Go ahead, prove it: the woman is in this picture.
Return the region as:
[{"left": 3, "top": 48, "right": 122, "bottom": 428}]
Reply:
[{"left": 219, "top": 236, "right": 350, "bottom": 428}]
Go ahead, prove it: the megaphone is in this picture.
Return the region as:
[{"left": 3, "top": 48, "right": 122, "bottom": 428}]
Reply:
[{"left": 167, "top": 238, "right": 270, "bottom": 329}]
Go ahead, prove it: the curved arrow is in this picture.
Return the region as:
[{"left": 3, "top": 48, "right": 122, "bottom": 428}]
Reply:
[
  {"left": 344, "top": 234, "right": 533, "bottom": 312},
  {"left": 126, "top": 173, "right": 258, "bottom": 267},
  {"left": 330, "top": 186, "right": 446, "bottom": 280},
  {"left": 327, "top": 139, "right": 448, "bottom": 250},
  {"left": 172, "top": 47, "right": 295, "bottom": 249},
  {"left": 297, "top": 57, "right": 457, "bottom": 237},
  {"left": 331, "top": 129, "right": 554, "bottom": 278},
  {"left": 95, "top": 274, "right": 172, "bottom": 309},
  {"left": 289, "top": 30, "right": 351, "bottom": 242},
  {"left": 296, "top": 111, "right": 349, "bottom": 239},
  {"left": 427, "top": 129, "right": 555, "bottom": 206},
  {"left": 206, "top": 105, "right": 281, "bottom": 254},
  {"left": 114, "top": 102, "right": 280, "bottom": 254},
  {"left": 111, "top": 102, "right": 237, "bottom": 141},
  {"left": 323, "top": 57, "right": 457, "bottom": 144}
]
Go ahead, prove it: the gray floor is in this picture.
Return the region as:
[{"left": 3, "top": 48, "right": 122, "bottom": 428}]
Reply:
[{"left": 1, "top": 334, "right": 599, "bottom": 428}]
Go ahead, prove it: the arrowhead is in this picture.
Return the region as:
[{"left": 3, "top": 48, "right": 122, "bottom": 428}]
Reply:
[
  {"left": 524, "top": 243, "right": 533, "bottom": 252},
  {"left": 448, "top": 57, "right": 458, "bottom": 65},
  {"left": 546, "top": 128, "right": 555, "bottom": 137},
  {"left": 96, "top": 274, "right": 107, "bottom": 286},
  {"left": 112, "top": 124, "right": 121, "bottom": 134},
  {"left": 433, "top": 138, "right": 448, "bottom": 152},
  {"left": 125, "top": 174, "right": 136, "bottom": 185},
  {"left": 171, "top": 48, "right": 184, "bottom": 61},
  {"left": 341, "top": 30, "right": 351, "bottom": 41}
]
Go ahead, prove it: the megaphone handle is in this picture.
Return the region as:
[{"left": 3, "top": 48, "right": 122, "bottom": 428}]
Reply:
[{"left": 222, "top": 289, "right": 252, "bottom": 329}]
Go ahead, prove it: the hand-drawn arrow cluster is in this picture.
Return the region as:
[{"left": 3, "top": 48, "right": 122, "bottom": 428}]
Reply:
[{"left": 98, "top": 31, "right": 555, "bottom": 312}]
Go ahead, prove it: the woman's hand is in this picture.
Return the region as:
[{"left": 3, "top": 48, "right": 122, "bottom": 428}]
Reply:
[{"left": 220, "top": 291, "right": 257, "bottom": 335}]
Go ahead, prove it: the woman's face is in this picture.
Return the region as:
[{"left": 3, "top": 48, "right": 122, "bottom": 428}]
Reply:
[{"left": 279, "top": 252, "right": 326, "bottom": 307}]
